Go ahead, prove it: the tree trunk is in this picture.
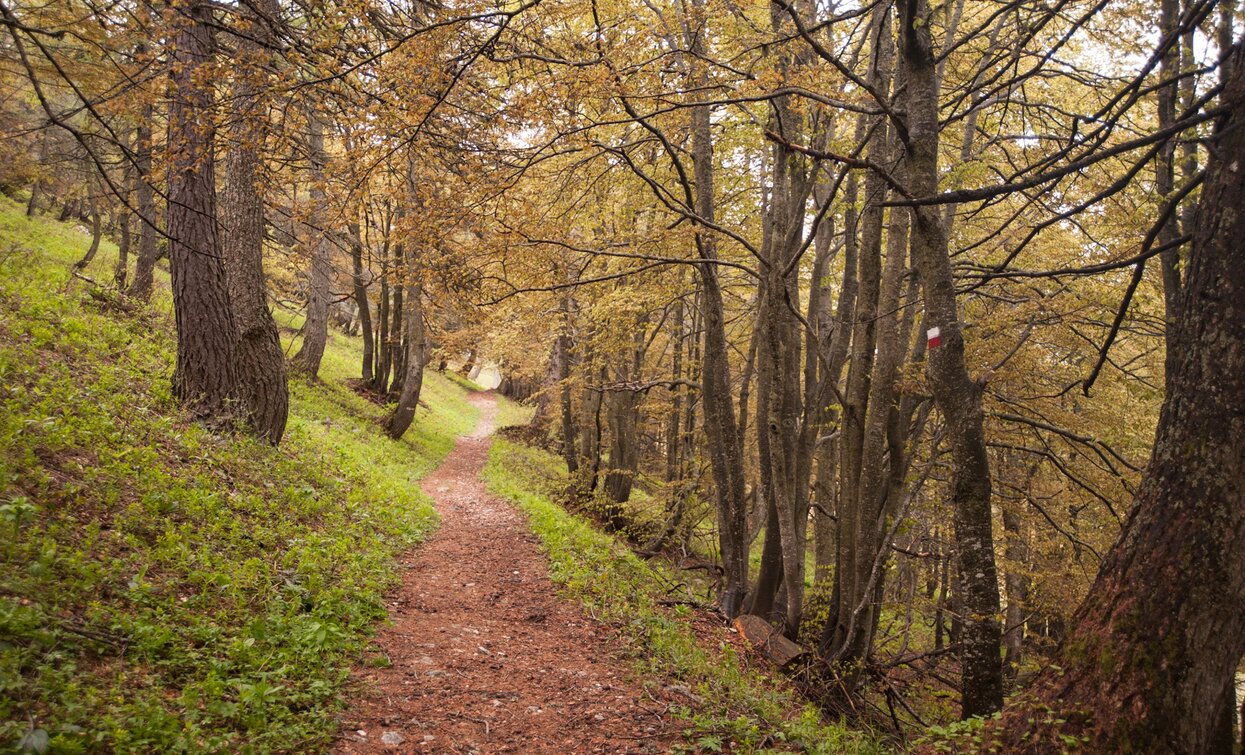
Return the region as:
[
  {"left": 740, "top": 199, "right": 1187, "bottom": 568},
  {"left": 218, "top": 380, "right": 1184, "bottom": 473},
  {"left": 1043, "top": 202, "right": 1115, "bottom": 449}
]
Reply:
[
  {"left": 220, "top": 0, "right": 288, "bottom": 444},
  {"left": 349, "top": 221, "right": 375, "bottom": 385},
  {"left": 693, "top": 126, "right": 748, "bottom": 619},
  {"left": 602, "top": 386, "right": 639, "bottom": 524},
  {"left": 385, "top": 281, "right": 426, "bottom": 439},
  {"left": 114, "top": 134, "right": 134, "bottom": 290},
  {"left": 373, "top": 236, "right": 392, "bottom": 393},
  {"left": 1001, "top": 503, "right": 1029, "bottom": 683},
  {"left": 26, "top": 129, "right": 47, "bottom": 217},
  {"left": 686, "top": 0, "right": 747, "bottom": 617},
  {"left": 291, "top": 110, "right": 332, "bottom": 378},
  {"left": 1157, "top": 0, "right": 1184, "bottom": 381},
  {"left": 995, "top": 37, "right": 1245, "bottom": 753},
  {"left": 899, "top": 0, "right": 1003, "bottom": 718},
  {"left": 822, "top": 2, "right": 893, "bottom": 670},
  {"left": 557, "top": 295, "right": 579, "bottom": 474},
  {"left": 128, "top": 103, "right": 161, "bottom": 302},
  {"left": 389, "top": 257, "right": 405, "bottom": 394},
  {"left": 166, "top": 0, "right": 238, "bottom": 424},
  {"left": 72, "top": 201, "right": 103, "bottom": 271}
]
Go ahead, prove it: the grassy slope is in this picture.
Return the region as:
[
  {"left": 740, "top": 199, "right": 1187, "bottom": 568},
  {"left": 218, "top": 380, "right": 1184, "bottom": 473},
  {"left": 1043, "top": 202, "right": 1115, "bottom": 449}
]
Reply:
[
  {"left": 0, "top": 198, "right": 476, "bottom": 752},
  {"left": 481, "top": 431, "right": 884, "bottom": 754}
]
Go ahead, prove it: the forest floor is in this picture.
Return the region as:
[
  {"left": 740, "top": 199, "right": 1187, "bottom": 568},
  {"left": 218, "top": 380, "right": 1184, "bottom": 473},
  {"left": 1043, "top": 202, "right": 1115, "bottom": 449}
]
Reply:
[{"left": 335, "top": 393, "right": 678, "bottom": 754}]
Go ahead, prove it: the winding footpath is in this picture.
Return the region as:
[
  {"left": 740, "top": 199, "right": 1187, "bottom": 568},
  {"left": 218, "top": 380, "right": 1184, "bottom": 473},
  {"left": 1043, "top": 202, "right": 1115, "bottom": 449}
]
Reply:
[{"left": 336, "top": 393, "right": 675, "bottom": 754}]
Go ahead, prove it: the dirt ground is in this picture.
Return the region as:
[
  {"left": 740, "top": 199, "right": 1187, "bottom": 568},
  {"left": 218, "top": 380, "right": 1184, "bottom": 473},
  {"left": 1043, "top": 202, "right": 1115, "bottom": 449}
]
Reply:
[{"left": 335, "top": 393, "right": 679, "bottom": 754}]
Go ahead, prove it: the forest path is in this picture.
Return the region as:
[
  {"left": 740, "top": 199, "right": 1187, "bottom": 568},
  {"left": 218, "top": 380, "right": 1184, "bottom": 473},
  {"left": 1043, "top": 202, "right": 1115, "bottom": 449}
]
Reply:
[{"left": 335, "top": 393, "right": 675, "bottom": 754}]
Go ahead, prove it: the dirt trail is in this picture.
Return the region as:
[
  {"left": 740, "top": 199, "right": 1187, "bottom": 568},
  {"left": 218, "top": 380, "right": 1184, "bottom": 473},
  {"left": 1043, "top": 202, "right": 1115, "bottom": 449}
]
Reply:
[{"left": 336, "top": 393, "right": 676, "bottom": 754}]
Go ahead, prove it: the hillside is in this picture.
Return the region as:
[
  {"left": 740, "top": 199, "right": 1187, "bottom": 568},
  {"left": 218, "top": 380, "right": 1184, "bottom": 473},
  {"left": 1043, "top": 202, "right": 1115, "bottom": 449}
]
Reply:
[{"left": 0, "top": 198, "right": 478, "bottom": 751}]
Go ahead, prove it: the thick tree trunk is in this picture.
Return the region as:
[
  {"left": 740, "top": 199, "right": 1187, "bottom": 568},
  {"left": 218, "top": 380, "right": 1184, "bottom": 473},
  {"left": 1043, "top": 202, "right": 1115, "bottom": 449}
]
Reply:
[
  {"left": 664, "top": 293, "right": 684, "bottom": 484},
  {"left": 292, "top": 110, "right": 332, "bottom": 378},
  {"left": 389, "top": 258, "right": 405, "bottom": 394},
  {"left": 602, "top": 325, "right": 643, "bottom": 514},
  {"left": 693, "top": 127, "right": 748, "bottom": 619},
  {"left": 166, "top": 0, "right": 239, "bottom": 424},
  {"left": 900, "top": 0, "right": 1003, "bottom": 717},
  {"left": 602, "top": 387, "right": 639, "bottom": 522},
  {"left": 995, "top": 38, "right": 1245, "bottom": 753},
  {"left": 220, "top": 0, "right": 288, "bottom": 444}
]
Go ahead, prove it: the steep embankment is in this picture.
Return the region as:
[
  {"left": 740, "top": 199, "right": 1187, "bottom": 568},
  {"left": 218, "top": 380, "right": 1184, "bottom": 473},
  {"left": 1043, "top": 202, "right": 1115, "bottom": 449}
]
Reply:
[{"left": 0, "top": 198, "right": 478, "bottom": 751}]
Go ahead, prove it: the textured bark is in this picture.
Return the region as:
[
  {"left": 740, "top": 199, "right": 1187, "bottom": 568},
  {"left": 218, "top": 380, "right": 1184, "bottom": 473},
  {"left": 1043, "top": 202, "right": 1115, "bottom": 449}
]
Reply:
[
  {"left": 166, "top": 0, "right": 239, "bottom": 424},
  {"left": 291, "top": 111, "right": 332, "bottom": 378},
  {"left": 813, "top": 169, "right": 859, "bottom": 584},
  {"left": 389, "top": 254, "right": 405, "bottom": 394},
  {"left": 899, "top": 0, "right": 1003, "bottom": 717},
  {"left": 385, "top": 282, "right": 425, "bottom": 439},
  {"left": 602, "top": 387, "right": 639, "bottom": 521},
  {"left": 128, "top": 103, "right": 161, "bottom": 303},
  {"left": 995, "top": 38, "right": 1245, "bottom": 753},
  {"left": 221, "top": 0, "right": 288, "bottom": 444}
]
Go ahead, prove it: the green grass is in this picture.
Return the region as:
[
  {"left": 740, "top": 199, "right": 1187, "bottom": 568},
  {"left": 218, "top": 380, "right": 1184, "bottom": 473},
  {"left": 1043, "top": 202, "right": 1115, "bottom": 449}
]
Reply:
[
  {"left": 482, "top": 436, "right": 884, "bottom": 754},
  {"left": 0, "top": 198, "right": 476, "bottom": 752}
]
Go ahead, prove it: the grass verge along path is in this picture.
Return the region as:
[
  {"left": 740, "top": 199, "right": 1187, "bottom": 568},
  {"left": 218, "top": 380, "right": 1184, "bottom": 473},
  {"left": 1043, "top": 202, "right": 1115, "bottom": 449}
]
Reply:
[{"left": 336, "top": 393, "right": 678, "bottom": 754}]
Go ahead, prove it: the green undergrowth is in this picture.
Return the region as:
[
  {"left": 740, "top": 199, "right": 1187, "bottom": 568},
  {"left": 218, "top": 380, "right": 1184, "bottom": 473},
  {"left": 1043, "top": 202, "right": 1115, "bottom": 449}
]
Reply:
[
  {"left": 0, "top": 198, "right": 475, "bottom": 752},
  {"left": 482, "top": 437, "right": 884, "bottom": 754}
]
